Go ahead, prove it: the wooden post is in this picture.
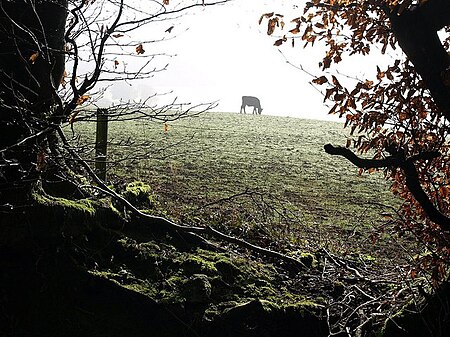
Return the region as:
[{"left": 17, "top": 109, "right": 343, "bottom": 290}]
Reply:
[{"left": 95, "top": 108, "right": 108, "bottom": 181}]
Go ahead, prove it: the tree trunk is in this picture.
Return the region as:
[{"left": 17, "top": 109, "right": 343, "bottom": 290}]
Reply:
[
  {"left": 388, "top": 0, "right": 450, "bottom": 119},
  {"left": 0, "top": 0, "right": 68, "bottom": 203}
]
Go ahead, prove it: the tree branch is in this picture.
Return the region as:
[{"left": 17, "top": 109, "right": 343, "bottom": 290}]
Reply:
[
  {"left": 323, "top": 144, "right": 402, "bottom": 169},
  {"left": 324, "top": 144, "right": 450, "bottom": 231}
]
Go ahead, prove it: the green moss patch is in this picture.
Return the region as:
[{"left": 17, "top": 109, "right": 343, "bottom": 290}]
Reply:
[
  {"left": 33, "top": 190, "right": 96, "bottom": 215},
  {"left": 92, "top": 236, "right": 324, "bottom": 323},
  {"left": 123, "top": 181, "right": 159, "bottom": 209}
]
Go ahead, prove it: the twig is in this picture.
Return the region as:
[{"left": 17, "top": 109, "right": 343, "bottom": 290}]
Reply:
[{"left": 320, "top": 248, "right": 364, "bottom": 279}]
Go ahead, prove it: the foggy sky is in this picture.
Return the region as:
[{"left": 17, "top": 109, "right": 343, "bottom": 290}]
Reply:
[{"left": 100, "top": 0, "right": 390, "bottom": 121}]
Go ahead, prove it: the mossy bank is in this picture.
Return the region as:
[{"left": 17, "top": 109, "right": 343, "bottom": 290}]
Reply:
[{"left": 0, "top": 188, "right": 329, "bottom": 337}]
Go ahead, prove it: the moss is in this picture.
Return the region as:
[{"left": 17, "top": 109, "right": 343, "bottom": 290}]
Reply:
[
  {"left": 123, "top": 281, "right": 154, "bottom": 296},
  {"left": 182, "top": 274, "right": 212, "bottom": 303},
  {"left": 158, "top": 275, "right": 186, "bottom": 304},
  {"left": 360, "top": 253, "right": 377, "bottom": 262},
  {"left": 85, "top": 235, "right": 326, "bottom": 334},
  {"left": 125, "top": 181, "right": 152, "bottom": 195},
  {"left": 32, "top": 190, "right": 96, "bottom": 215},
  {"left": 283, "top": 300, "right": 324, "bottom": 316},
  {"left": 123, "top": 181, "right": 159, "bottom": 209},
  {"left": 106, "top": 198, "right": 123, "bottom": 217},
  {"left": 138, "top": 241, "right": 162, "bottom": 252},
  {"left": 29, "top": 188, "right": 99, "bottom": 240},
  {"left": 244, "top": 282, "right": 278, "bottom": 298},
  {"left": 116, "top": 237, "right": 162, "bottom": 260},
  {"left": 220, "top": 299, "right": 280, "bottom": 321},
  {"left": 89, "top": 270, "right": 126, "bottom": 287},
  {"left": 181, "top": 255, "right": 218, "bottom": 276},
  {"left": 286, "top": 251, "right": 318, "bottom": 268},
  {"left": 214, "top": 259, "right": 240, "bottom": 283},
  {"left": 191, "top": 249, "right": 241, "bottom": 282},
  {"left": 300, "top": 252, "right": 318, "bottom": 268}
]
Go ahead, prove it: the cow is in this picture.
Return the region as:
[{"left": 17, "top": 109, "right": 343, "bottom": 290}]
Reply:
[{"left": 240, "top": 96, "right": 263, "bottom": 115}]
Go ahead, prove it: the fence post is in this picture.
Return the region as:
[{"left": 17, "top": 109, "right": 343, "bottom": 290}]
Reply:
[{"left": 95, "top": 108, "right": 108, "bottom": 181}]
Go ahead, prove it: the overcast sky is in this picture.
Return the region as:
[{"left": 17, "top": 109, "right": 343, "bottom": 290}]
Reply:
[{"left": 101, "top": 0, "right": 389, "bottom": 121}]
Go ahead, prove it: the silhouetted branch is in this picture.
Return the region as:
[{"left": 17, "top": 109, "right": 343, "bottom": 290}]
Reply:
[
  {"left": 324, "top": 144, "right": 450, "bottom": 230},
  {"left": 324, "top": 144, "right": 402, "bottom": 169}
]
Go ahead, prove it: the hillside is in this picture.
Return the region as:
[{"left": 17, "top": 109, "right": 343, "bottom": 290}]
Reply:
[
  {"left": 75, "top": 111, "right": 401, "bottom": 259},
  {"left": 0, "top": 112, "right": 420, "bottom": 337}
]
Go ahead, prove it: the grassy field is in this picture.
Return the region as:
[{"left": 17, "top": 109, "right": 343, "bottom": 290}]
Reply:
[{"left": 72, "top": 111, "right": 403, "bottom": 259}]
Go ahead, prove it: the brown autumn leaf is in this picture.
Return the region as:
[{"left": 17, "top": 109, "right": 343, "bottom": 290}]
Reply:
[
  {"left": 324, "top": 88, "right": 335, "bottom": 101},
  {"left": 60, "top": 70, "right": 67, "bottom": 88},
  {"left": 376, "top": 66, "right": 385, "bottom": 80},
  {"left": 163, "top": 0, "right": 169, "bottom": 5},
  {"left": 312, "top": 76, "right": 328, "bottom": 85},
  {"left": 418, "top": 109, "right": 428, "bottom": 119},
  {"left": 334, "top": 93, "right": 346, "bottom": 101},
  {"left": 267, "top": 18, "right": 279, "bottom": 35},
  {"left": 331, "top": 75, "right": 341, "bottom": 87},
  {"left": 440, "top": 185, "right": 450, "bottom": 198},
  {"left": 114, "top": 60, "right": 119, "bottom": 69},
  {"left": 386, "top": 70, "right": 394, "bottom": 80},
  {"left": 136, "top": 44, "right": 145, "bottom": 55},
  {"left": 76, "top": 94, "right": 90, "bottom": 106},
  {"left": 398, "top": 111, "right": 408, "bottom": 121},
  {"left": 274, "top": 35, "right": 287, "bottom": 46},
  {"left": 321, "top": 57, "right": 332, "bottom": 70},
  {"left": 113, "top": 33, "right": 124, "bottom": 38},
  {"left": 29, "top": 51, "right": 39, "bottom": 64},
  {"left": 346, "top": 97, "right": 356, "bottom": 109},
  {"left": 274, "top": 39, "right": 284, "bottom": 46},
  {"left": 258, "top": 12, "right": 274, "bottom": 25},
  {"left": 301, "top": 25, "right": 312, "bottom": 40},
  {"left": 362, "top": 80, "right": 374, "bottom": 89}
]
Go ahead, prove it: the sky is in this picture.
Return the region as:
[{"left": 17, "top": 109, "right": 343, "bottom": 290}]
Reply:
[{"left": 101, "top": 0, "right": 389, "bottom": 121}]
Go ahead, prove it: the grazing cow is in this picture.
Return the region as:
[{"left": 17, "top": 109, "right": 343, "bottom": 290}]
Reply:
[{"left": 240, "top": 96, "right": 263, "bottom": 115}]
